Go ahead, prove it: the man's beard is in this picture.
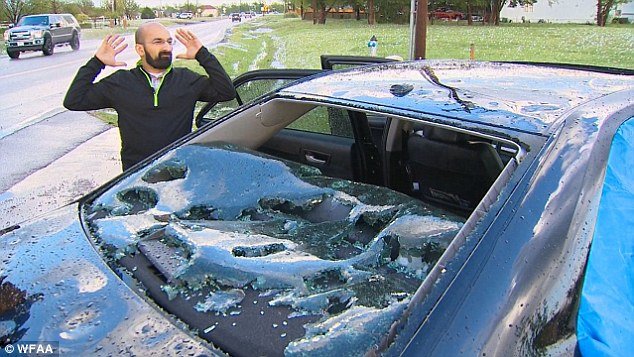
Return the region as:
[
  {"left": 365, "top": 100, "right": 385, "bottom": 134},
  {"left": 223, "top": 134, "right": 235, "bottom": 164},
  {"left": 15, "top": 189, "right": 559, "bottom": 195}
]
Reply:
[{"left": 146, "top": 51, "right": 172, "bottom": 69}]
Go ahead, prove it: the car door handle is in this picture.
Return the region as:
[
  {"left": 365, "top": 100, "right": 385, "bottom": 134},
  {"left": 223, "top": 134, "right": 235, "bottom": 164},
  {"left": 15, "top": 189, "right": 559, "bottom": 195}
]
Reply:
[{"left": 304, "top": 151, "right": 329, "bottom": 165}]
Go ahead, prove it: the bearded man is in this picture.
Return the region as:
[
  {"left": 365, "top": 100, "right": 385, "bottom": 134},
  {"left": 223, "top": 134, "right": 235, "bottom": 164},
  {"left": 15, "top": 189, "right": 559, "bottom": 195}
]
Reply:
[{"left": 64, "top": 22, "right": 236, "bottom": 170}]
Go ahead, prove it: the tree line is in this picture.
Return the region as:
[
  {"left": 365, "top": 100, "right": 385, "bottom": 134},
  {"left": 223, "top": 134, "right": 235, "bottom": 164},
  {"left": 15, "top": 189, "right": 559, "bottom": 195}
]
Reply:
[
  {"left": 1, "top": 0, "right": 629, "bottom": 26},
  {"left": 288, "top": 0, "right": 530, "bottom": 25},
  {"left": 0, "top": 0, "right": 283, "bottom": 23},
  {"left": 287, "top": 0, "right": 630, "bottom": 26},
  {"left": 1, "top": 0, "right": 144, "bottom": 24}
]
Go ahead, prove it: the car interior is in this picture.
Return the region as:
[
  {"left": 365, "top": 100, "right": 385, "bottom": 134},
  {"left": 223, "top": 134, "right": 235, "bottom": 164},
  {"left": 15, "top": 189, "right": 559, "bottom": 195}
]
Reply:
[{"left": 191, "top": 97, "right": 522, "bottom": 218}]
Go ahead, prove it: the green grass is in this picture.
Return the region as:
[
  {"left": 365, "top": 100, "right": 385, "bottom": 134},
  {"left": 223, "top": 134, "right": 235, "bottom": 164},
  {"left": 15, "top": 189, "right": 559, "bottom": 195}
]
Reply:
[
  {"left": 6, "top": 17, "right": 632, "bottom": 67},
  {"left": 215, "top": 17, "right": 633, "bottom": 69},
  {"left": 175, "top": 21, "right": 279, "bottom": 78},
  {"left": 91, "top": 110, "right": 119, "bottom": 126}
]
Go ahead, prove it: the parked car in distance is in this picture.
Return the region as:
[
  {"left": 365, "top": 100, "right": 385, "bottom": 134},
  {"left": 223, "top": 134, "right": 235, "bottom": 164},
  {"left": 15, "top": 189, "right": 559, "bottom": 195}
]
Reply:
[
  {"left": 3, "top": 13, "right": 80, "bottom": 59},
  {"left": 231, "top": 13, "right": 242, "bottom": 22},
  {"left": 178, "top": 12, "right": 193, "bottom": 19},
  {"left": 431, "top": 8, "right": 464, "bottom": 20},
  {"left": 1, "top": 58, "right": 633, "bottom": 356}
]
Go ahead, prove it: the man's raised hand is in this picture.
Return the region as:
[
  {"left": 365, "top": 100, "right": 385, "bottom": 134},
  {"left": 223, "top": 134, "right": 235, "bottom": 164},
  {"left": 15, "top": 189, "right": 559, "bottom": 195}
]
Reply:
[
  {"left": 175, "top": 28, "right": 202, "bottom": 60},
  {"left": 95, "top": 34, "right": 128, "bottom": 67}
]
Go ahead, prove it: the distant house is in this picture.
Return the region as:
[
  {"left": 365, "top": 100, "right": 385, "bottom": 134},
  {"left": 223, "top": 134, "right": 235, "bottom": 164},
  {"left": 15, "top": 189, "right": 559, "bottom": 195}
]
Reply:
[
  {"left": 301, "top": 6, "right": 361, "bottom": 20},
  {"left": 200, "top": 5, "right": 219, "bottom": 18},
  {"left": 500, "top": 0, "right": 596, "bottom": 23},
  {"left": 615, "top": 2, "right": 634, "bottom": 22}
]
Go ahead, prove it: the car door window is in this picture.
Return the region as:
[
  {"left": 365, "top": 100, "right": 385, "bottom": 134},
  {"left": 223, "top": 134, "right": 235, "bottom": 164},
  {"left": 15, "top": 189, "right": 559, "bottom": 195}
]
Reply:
[
  {"left": 200, "top": 78, "right": 302, "bottom": 124},
  {"left": 63, "top": 15, "right": 77, "bottom": 27},
  {"left": 287, "top": 106, "right": 354, "bottom": 138},
  {"left": 238, "top": 78, "right": 294, "bottom": 104},
  {"left": 49, "top": 15, "right": 64, "bottom": 38},
  {"left": 50, "top": 15, "right": 62, "bottom": 27}
]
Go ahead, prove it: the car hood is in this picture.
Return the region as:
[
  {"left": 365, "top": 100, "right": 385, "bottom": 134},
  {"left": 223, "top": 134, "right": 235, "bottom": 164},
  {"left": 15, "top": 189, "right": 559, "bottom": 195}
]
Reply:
[
  {"left": 0, "top": 204, "right": 216, "bottom": 355},
  {"left": 8, "top": 25, "right": 47, "bottom": 32}
]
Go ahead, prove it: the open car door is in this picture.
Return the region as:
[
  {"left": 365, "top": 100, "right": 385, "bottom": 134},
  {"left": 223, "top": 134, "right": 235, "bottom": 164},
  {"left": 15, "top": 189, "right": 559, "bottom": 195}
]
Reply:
[
  {"left": 195, "top": 69, "right": 323, "bottom": 128},
  {"left": 196, "top": 56, "right": 399, "bottom": 127},
  {"left": 320, "top": 54, "right": 398, "bottom": 70},
  {"left": 196, "top": 56, "right": 399, "bottom": 183},
  {"left": 319, "top": 55, "right": 400, "bottom": 151}
]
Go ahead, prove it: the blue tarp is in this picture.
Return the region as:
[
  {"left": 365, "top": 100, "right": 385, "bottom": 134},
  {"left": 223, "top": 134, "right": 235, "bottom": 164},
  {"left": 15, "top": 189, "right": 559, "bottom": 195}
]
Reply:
[{"left": 577, "top": 117, "right": 634, "bottom": 356}]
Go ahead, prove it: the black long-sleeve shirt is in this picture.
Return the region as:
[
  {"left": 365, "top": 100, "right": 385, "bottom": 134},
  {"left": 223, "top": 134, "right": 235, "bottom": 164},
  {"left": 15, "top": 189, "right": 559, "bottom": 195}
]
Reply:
[{"left": 64, "top": 46, "right": 236, "bottom": 170}]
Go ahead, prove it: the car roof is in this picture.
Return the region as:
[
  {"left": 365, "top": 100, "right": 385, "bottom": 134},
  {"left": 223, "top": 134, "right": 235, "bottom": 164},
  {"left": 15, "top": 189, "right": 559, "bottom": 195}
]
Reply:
[{"left": 279, "top": 61, "right": 634, "bottom": 136}]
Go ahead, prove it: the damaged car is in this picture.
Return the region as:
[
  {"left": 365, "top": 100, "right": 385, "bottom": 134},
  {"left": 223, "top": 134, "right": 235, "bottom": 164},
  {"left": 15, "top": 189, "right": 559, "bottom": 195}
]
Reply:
[{"left": 1, "top": 60, "right": 633, "bottom": 356}]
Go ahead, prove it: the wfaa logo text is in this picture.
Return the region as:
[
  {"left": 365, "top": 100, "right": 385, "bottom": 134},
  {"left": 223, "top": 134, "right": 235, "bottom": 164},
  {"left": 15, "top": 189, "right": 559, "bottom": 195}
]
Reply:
[{"left": 1, "top": 341, "right": 58, "bottom": 356}]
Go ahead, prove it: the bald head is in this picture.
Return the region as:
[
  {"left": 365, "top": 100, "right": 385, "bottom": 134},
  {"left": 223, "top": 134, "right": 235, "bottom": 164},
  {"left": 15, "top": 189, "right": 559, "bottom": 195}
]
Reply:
[
  {"left": 134, "top": 22, "right": 173, "bottom": 72},
  {"left": 135, "top": 22, "right": 169, "bottom": 44}
]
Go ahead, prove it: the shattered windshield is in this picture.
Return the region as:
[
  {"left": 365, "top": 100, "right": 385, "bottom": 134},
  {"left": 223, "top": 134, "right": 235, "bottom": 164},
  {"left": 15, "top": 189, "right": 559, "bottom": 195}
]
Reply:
[{"left": 83, "top": 143, "right": 464, "bottom": 355}]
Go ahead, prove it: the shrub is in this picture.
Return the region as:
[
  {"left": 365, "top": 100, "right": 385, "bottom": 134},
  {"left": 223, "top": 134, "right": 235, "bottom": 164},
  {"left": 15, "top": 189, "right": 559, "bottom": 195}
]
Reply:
[
  {"left": 141, "top": 7, "right": 156, "bottom": 19},
  {"left": 76, "top": 13, "right": 90, "bottom": 23},
  {"left": 612, "top": 17, "right": 630, "bottom": 24}
]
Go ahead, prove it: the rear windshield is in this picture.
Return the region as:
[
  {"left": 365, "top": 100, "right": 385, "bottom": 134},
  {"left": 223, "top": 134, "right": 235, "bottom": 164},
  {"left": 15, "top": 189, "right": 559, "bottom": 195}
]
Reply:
[{"left": 82, "top": 143, "right": 464, "bottom": 355}]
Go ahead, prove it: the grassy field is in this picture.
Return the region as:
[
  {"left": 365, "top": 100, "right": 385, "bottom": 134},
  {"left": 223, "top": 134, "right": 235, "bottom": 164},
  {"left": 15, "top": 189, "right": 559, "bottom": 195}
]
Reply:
[
  {"left": 201, "top": 17, "right": 633, "bottom": 73},
  {"left": 3, "top": 17, "right": 631, "bottom": 68}
]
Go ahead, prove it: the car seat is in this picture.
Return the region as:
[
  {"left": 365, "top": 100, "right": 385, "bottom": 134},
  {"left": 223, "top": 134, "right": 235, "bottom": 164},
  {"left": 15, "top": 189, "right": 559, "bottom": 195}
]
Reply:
[{"left": 405, "top": 126, "right": 504, "bottom": 213}]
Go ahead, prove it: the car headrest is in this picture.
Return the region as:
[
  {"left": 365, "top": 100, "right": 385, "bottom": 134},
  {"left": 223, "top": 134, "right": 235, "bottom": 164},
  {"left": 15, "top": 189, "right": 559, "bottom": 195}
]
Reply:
[{"left": 424, "top": 127, "right": 469, "bottom": 143}]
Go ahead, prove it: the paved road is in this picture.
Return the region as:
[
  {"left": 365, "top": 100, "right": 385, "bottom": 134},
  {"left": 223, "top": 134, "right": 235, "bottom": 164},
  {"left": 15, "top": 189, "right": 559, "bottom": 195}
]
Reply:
[{"left": 0, "top": 19, "right": 234, "bottom": 230}]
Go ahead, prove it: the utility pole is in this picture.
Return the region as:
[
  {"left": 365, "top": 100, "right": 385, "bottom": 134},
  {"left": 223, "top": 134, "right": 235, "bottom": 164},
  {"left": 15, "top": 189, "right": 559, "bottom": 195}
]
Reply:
[
  {"left": 409, "top": 0, "right": 415, "bottom": 59},
  {"left": 112, "top": 0, "right": 117, "bottom": 26},
  {"left": 412, "top": 0, "right": 428, "bottom": 59}
]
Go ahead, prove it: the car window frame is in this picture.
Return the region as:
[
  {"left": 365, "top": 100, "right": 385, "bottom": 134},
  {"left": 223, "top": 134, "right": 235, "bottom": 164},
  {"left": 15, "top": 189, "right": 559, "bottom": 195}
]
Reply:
[{"left": 195, "top": 69, "right": 324, "bottom": 128}]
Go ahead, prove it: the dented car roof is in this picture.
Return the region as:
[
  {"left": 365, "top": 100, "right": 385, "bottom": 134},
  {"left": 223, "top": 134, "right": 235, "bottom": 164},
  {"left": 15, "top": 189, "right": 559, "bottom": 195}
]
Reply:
[{"left": 280, "top": 61, "right": 634, "bottom": 135}]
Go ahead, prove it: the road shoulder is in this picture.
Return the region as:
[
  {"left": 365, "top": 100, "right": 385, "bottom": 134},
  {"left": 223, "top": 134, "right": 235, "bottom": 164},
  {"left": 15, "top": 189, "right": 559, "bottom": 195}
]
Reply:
[{"left": 0, "top": 114, "right": 120, "bottom": 229}]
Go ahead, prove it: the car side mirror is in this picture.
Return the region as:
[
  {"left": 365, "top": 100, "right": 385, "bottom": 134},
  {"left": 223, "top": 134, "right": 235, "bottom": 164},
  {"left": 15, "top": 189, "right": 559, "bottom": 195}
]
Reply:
[
  {"left": 8, "top": 24, "right": 14, "bottom": 28},
  {"left": 51, "top": 22, "right": 61, "bottom": 28}
]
